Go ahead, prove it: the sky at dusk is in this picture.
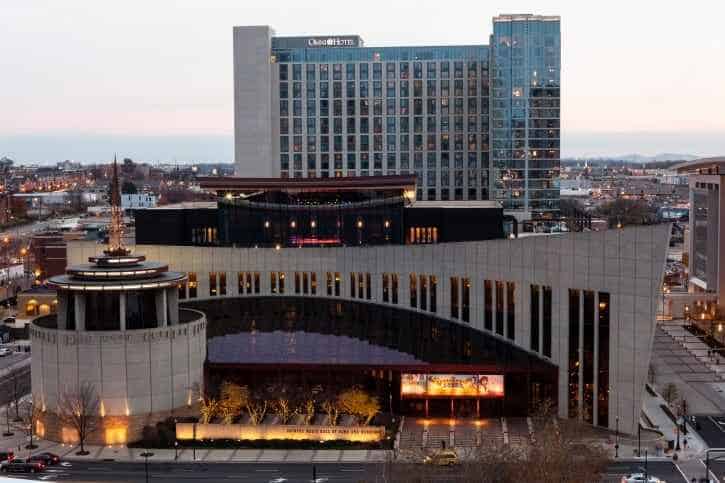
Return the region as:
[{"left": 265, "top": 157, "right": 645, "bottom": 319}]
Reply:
[{"left": 2, "top": 0, "right": 724, "bottom": 164}]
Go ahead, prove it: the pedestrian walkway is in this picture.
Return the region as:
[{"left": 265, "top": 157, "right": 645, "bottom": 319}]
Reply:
[{"left": 652, "top": 325, "right": 725, "bottom": 414}]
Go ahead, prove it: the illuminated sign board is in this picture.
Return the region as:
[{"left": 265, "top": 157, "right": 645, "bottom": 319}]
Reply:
[
  {"left": 307, "top": 36, "right": 359, "bottom": 48},
  {"left": 401, "top": 374, "right": 504, "bottom": 398}
]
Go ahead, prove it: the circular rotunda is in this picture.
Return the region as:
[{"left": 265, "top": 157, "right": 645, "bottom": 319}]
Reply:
[{"left": 30, "top": 160, "right": 206, "bottom": 445}]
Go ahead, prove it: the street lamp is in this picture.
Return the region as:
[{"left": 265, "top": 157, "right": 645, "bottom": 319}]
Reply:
[
  {"left": 615, "top": 416, "right": 619, "bottom": 458},
  {"left": 140, "top": 451, "right": 154, "bottom": 483},
  {"left": 675, "top": 404, "right": 681, "bottom": 452}
]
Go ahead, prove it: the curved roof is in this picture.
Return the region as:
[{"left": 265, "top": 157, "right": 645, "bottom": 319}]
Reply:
[{"left": 674, "top": 156, "right": 725, "bottom": 173}]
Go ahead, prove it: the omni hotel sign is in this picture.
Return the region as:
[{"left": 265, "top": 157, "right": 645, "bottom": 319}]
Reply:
[{"left": 307, "top": 36, "right": 359, "bottom": 48}]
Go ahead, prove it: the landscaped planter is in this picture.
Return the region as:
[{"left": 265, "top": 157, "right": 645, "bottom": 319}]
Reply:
[{"left": 176, "top": 422, "right": 385, "bottom": 442}]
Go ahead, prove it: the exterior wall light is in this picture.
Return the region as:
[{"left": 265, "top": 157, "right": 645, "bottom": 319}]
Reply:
[{"left": 264, "top": 220, "right": 270, "bottom": 229}]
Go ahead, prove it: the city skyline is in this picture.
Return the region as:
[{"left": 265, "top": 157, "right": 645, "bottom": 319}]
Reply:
[{"left": 2, "top": 0, "right": 724, "bottom": 163}]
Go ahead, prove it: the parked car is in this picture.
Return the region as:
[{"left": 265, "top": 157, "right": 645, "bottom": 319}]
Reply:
[
  {"left": 29, "top": 452, "right": 60, "bottom": 466},
  {"left": 2, "top": 317, "right": 15, "bottom": 325},
  {"left": 621, "top": 474, "right": 666, "bottom": 483},
  {"left": 1, "top": 458, "right": 44, "bottom": 473},
  {"left": 0, "top": 347, "right": 12, "bottom": 357},
  {"left": 0, "top": 450, "right": 14, "bottom": 471},
  {"left": 423, "top": 449, "right": 459, "bottom": 466}
]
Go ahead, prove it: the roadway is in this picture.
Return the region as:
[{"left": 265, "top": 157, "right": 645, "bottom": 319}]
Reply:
[
  {"left": 0, "top": 459, "right": 694, "bottom": 483},
  {"left": 0, "top": 353, "right": 30, "bottom": 407},
  {"left": 602, "top": 460, "right": 686, "bottom": 482},
  {"left": 0, "top": 461, "right": 378, "bottom": 482}
]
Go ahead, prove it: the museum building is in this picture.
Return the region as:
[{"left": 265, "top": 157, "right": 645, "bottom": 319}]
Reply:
[
  {"left": 30, "top": 162, "right": 207, "bottom": 445},
  {"left": 65, "top": 174, "right": 669, "bottom": 436}
]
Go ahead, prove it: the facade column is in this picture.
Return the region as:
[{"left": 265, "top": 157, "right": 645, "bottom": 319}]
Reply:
[
  {"left": 119, "top": 292, "right": 126, "bottom": 331},
  {"left": 74, "top": 292, "right": 86, "bottom": 331},
  {"left": 538, "top": 287, "right": 544, "bottom": 354},
  {"left": 168, "top": 287, "right": 179, "bottom": 325},
  {"left": 593, "top": 292, "right": 600, "bottom": 427},
  {"left": 155, "top": 289, "right": 167, "bottom": 327},
  {"left": 577, "top": 291, "right": 584, "bottom": 420},
  {"left": 57, "top": 291, "right": 68, "bottom": 330}
]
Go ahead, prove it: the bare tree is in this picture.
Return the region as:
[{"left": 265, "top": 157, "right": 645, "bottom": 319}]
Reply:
[
  {"left": 11, "top": 373, "right": 23, "bottom": 421},
  {"left": 662, "top": 382, "right": 679, "bottom": 406},
  {"left": 19, "top": 400, "right": 41, "bottom": 450},
  {"left": 57, "top": 382, "right": 100, "bottom": 455}
]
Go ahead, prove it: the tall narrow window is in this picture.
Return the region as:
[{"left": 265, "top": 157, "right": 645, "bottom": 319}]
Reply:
[
  {"left": 542, "top": 286, "right": 552, "bottom": 357},
  {"left": 209, "top": 272, "right": 218, "bottom": 296},
  {"left": 450, "top": 277, "right": 459, "bottom": 318},
  {"left": 391, "top": 273, "right": 399, "bottom": 304},
  {"left": 311, "top": 272, "right": 317, "bottom": 294},
  {"left": 530, "top": 285, "right": 540, "bottom": 352},
  {"left": 419, "top": 275, "right": 428, "bottom": 311},
  {"left": 246, "top": 272, "right": 252, "bottom": 294},
  {"left": 279, "top": 272, "right": 285, "bottom": 294},
  {"left": 219, "top": 272, "right": 227, "bottom": 296},
  {"left": 462, "top": 278, "right": 470, "bottom": 322},
  {"left": 253, "top": 272, "right": 260, "bottom": 293},
  {"left": 295, "top": 272, "right": 301, "bottom": 294},
  {"left": 303, "top": 272, "right": 309, "bottom": 294},
  {"left": 366, "top": 273, "right": 371, "bottom": 300},
  {"left": 583, "top": 290, "right": 595, "bottom": 424},
  {"left": 597, "top": 292, "right": 610, "bottom": 428},
  {"left": 334, "top": 272, "right": 340, "bottom": 296},
  {"left": 506, "top": 282, "right": 515, "bottom": 340},
  {"left": 188, "top": 272, "right": 197, "bottom": 298},
  {"left": 568, "top": 289, "right": 580, "bottom": 418},
  {"left": 382, "top": 273, "right": 390, "bottom": 302},
  {"left": 350, "top": 273, "right": 356, "bottom": 297},
  {"left": 178, "top": 280, "right": 187, "bottom": 300},
  {"left": 484, "top": 280, "right": 492, "bottom": 331},
  {"left": 327, "top": 272, "right": 333, "bottom": 296},
  {"left": 238, "top": 272, "right": 244, "bottom": 295},
  {"left": 410, "top": 273, "right": 417, "bottom": 308},
  {"left": 270, "top": 272, "right": 278, "bottom": 294},
  {"left": 495, "top": 281, "right": 504, "bottom": 335},
  {"left": 429, "top": 275, "right": 437, "bottom": 313},
  {"left": 358, "top": 273, "right": 364, "bottom": 299}
]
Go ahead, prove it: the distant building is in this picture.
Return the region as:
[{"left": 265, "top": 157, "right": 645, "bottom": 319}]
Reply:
[
  {"left": 121, "top": 193, "right": 157, "bottom": 210},
  {"left": 675, "top": 157, "right": 725, "bottom": 317},
  {"left": 233, "top": 14, "right": 561, "bottom": 220},
  {"left": 29, "top": 231, "right": 67, "bottom": 280}
]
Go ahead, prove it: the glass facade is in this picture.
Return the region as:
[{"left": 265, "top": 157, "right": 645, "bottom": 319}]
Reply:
[
  {"left": 491, "top": 15, "right": 560, "bottom": 215},
  {"left": 268, "top": 15, "right": 560, "bottom": 215}
]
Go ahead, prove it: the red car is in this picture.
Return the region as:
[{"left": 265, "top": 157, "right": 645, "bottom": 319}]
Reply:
[
  {"left": 29, "top": 452, "right": 60, "bottom": 466},
  {"left": 1, "top": 458, "right": 44, "bottom": 473}
]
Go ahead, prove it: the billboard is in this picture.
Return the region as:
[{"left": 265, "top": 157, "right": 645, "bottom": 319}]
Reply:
[{"left": 401, "top": 374, "right": 504, "bottom": 398}]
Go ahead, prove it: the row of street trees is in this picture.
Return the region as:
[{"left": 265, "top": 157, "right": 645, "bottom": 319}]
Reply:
[
  {"left": 199, "top": 382, "right": 381, "bottom": 426},
  {"left": 7, "top": 382, "right": 100, "bottom": 455}
]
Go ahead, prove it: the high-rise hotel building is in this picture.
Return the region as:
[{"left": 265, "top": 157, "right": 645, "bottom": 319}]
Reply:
[{"left": 233, "top": 14, "right": 560, "bottom": 219}]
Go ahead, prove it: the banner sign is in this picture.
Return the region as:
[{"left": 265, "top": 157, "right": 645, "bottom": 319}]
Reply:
[{"left": 401, "top": 373, "right": 504, "bottom": 398}]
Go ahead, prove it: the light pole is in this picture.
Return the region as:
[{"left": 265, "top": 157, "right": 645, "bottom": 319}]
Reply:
[
  {"left": 643, "top": 449, "right": 648, "bottom": 481},
  {"left": 615, "top": 416, "right": 619, "bottom": 458},
  {"left": 140, "top": 451, "right": 153, "bottom": 483},
  {"left": 174, "top": 417, "right": 178, "bottom": 461},
  {"left": 192, "top": 422, "right": 196, "bottom": 461},
  {"left": 675, "top": 404, "right": 681, "bottom": 452},
  {"left": 637, "top": 421, "right": 641, "bottom": 457},
  {"left": 3, "top": 407, "right": 12, "bottom": 437},
  {"left": 704, "top": 448, "right": 725, "bottom": 483}
]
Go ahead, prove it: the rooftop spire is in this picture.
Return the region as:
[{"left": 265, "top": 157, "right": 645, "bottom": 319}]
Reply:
[{"left": 106, "top": 154, "right": 129, "bottom": 256}]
